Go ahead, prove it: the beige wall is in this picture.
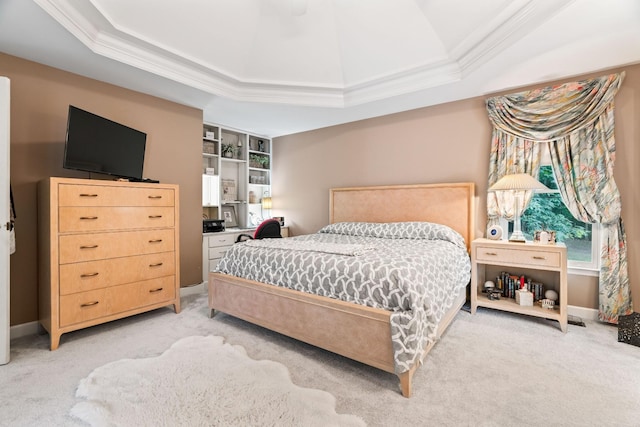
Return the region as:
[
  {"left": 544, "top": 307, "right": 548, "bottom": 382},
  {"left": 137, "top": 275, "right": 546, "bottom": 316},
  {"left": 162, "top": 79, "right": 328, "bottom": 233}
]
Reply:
[
  {"left": 2, "top": 53, "right": 204, "bottom": 326},
  {"left": 3, "top": 50, "right": 638, "bottom": 326},
  {"left": 273, "top": 64, "right": 640, "bottom": 312}
]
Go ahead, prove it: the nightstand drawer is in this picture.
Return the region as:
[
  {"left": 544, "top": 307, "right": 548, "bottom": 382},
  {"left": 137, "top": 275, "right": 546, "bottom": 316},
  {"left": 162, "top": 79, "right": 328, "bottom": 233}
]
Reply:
[
  {"left": 208, "top": 234, "right": 237, "bottom": 247},
  {"left": 475, "top": 246, "right": 561, "bottom": 269}
]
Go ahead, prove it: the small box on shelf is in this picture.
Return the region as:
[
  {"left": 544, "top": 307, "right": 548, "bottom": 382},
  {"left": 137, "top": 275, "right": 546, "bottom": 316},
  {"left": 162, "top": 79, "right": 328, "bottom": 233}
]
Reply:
[{"left": 516, "top": 289, "right": 533, "bottom": 306}]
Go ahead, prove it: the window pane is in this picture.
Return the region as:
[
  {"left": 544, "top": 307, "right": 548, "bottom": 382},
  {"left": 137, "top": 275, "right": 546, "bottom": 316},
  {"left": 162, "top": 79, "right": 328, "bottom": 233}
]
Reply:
[{"left": 520, "top": 166, "right": 593, "bottom": 263}]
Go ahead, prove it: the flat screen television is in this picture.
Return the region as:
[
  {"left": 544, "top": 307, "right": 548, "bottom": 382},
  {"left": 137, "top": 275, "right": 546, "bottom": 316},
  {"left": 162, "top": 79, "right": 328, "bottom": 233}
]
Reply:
[{"left": 63, "top": 105, "right": 147, "bottom": 180}]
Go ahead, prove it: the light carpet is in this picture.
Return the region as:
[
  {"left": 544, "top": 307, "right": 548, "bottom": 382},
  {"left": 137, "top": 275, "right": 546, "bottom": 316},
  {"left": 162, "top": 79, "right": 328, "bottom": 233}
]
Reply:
[
  {"left": 70, "top": 335, "right": 366, "bottom": 427},
  {"left": 3, "top": 289, "right": 640, "bottom": 426}
]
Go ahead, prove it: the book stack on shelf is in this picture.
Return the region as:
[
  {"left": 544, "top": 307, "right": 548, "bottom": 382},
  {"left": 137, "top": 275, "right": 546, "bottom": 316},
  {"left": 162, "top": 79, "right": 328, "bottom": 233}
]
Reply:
[{"left": 490, "top": 271, "right": 547, "bottom": 303}]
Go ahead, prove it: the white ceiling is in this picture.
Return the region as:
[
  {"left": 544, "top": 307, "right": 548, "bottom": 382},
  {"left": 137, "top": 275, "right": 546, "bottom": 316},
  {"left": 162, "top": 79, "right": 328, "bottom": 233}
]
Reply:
[{"left": 1, "top": 0, "right": 639, "bottom": 137}]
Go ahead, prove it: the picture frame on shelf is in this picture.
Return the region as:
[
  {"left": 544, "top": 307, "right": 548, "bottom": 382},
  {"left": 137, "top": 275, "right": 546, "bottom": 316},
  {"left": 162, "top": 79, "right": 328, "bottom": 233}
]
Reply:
[
  {"left": 221, "top": 179, "right": 237, "bottom": 201},
  {"left": 221, "top": 205, "right": 238, "bottom": 228},
  {"left": 533, "top": 230, "right": 556, "bottom": 244}
]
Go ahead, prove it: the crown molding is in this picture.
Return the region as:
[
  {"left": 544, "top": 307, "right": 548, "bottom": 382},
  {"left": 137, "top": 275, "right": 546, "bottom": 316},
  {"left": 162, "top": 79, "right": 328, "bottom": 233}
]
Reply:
[{"left": 34, "top": 0, "right": 568, "bottom": 108}]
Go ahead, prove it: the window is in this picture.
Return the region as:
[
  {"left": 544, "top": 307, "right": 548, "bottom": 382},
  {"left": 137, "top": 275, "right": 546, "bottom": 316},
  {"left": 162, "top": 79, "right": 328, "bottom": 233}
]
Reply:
[{"left": 499, "top": 151, "right": 600, "bottom": 274}]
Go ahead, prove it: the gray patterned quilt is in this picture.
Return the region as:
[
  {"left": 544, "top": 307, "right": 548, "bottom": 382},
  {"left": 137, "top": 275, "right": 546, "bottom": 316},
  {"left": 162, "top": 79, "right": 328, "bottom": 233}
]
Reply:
[{"left": 214, "top": 222, "right": 471, "bottom": 374}]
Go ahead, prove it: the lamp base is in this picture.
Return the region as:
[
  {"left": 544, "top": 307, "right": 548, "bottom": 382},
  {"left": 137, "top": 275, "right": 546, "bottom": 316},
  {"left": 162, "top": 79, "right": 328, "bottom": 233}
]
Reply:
[{"left": 509, "top": 230, "right": 527, "bottom": 243}]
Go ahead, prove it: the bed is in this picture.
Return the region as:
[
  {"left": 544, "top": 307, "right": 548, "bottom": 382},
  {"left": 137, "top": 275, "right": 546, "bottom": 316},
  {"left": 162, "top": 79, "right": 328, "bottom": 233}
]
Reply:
[{"left": 208, "top": 182, "right": 475, "bottom": 397}]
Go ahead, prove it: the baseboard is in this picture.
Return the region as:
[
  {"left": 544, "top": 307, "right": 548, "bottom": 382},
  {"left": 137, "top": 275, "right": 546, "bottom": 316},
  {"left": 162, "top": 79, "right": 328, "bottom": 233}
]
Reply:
[
  {"left": 567, "top": 305, "right": 599, "bottom": 321},
  {"left": 10, "top": 283, "right": 207, "bottom": 341},
  {"left": 10, "top": 321, "right": 39, "bottom": 341},
  {"left": 181, "top": 282, "right": 206, "bottom": 296}
]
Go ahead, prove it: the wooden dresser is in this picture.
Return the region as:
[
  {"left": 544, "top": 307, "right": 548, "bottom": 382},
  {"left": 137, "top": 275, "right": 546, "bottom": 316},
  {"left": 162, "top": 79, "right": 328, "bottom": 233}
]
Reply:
[{"left": 38, "top": 177, "right": 180, "bottom": 350}]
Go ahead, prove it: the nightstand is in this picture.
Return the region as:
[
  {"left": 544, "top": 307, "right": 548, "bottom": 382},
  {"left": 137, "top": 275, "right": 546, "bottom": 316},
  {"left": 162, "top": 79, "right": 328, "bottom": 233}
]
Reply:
[{"left": 471, "top": 238, "right": 567, "bottom": 332}]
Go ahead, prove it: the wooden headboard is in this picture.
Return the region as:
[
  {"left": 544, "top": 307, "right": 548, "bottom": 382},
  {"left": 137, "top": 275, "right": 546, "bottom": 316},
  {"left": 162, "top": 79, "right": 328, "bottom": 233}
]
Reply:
[{"left": 329, "top": 182, "right": 475, "bottom": 250}]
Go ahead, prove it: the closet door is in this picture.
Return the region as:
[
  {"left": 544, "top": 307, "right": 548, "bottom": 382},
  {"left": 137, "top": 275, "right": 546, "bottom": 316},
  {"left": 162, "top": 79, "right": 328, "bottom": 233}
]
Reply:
[{"left": 0, "top": 77, "right": 10, "bottom": 365}]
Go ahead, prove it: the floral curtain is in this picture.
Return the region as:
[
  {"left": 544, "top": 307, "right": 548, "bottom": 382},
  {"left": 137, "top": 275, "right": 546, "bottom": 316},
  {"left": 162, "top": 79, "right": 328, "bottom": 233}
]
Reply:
[{"left": 485, "top": 72, "right": 632, "bottom": 323}]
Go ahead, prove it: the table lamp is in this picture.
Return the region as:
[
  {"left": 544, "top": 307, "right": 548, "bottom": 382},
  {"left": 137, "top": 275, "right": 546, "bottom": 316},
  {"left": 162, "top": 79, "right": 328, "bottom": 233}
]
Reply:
[
  {"left": 488, "top": 173, "right": 550, "bottom": 242},
  {"left": 261, "top": 193, "right": 272, "bottom": 218}
]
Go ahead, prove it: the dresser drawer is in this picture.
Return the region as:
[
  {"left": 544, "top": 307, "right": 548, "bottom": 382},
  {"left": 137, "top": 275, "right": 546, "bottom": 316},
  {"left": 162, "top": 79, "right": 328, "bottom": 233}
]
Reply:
[
  {"left": 59, "top": 229, "right": 175, "bottom": 264},
  {"left": 59, "top": 206, "right": 175, "bottom": 232},
  {"left": 59, "top": 288, "right": 109, "bottom": 327},
  {"left": 59, "top": 276, "right": 175, "bottom": 327},
  {"left": 207, "top": 233, "right": 238, "bottom": 247},
  {"left": 59, "top": 251, "right": 176, "bottom": 295},
  {"left": 475, "top": 246, "right": 561, "bottom": 269},
  {"left": 59, "top": 184, "right": 174, "bottom": 207},
  {"left": 108, "top": 276, "right": 176, "bottom": 314}
]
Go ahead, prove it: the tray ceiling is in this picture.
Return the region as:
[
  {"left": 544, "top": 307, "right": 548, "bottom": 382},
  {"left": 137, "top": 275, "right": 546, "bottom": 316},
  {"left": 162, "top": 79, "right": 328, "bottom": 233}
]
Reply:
[{"left": 1, "top": 0, "right": 639, "bottom": 136}]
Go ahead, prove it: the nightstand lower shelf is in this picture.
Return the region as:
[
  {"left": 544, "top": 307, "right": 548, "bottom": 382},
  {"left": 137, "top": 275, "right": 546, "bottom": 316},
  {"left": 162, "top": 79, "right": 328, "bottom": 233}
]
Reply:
[{"left": 473, "top": 294, "right": 566, "bottom": 331}]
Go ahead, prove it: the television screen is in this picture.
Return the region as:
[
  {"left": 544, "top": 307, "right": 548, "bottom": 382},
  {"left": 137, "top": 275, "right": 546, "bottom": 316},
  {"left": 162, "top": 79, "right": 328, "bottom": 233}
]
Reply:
[{"left": 63, "top": 105, "right": 147, "bottom": 180}]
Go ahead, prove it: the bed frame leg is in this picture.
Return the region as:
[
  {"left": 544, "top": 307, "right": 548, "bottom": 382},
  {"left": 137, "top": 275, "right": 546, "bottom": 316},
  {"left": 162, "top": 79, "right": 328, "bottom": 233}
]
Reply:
[
  {"left": 398, "top": 368, "right": 415, "bottom": 398},
  {"left": 209, "top": 308, "right": 217, "bottom": 318}
]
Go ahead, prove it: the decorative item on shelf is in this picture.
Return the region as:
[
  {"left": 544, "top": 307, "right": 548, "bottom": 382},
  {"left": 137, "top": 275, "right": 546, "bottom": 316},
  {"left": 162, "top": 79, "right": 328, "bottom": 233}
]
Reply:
[
  {"left": 249, "top": 211, "right": 263, "bottom": 227},
  {"left": 221, "top": 179, "right": 237, "bottom": 202},
  {"left": 248, "top": 191, "right": 256, "bottom": 204},
  {"left": 221, "top": 205, "right": 238, "bottom": 228},
  {"left": 249, "top": 154, "right": 269, "bottom": 169},
  {"left": 221, "top": 143, "right": 236, "bottom": 158},
  {"left": 488, "top": 290, "right": 501, "bottom": 301},
  {"left": 236, "top": 139, "right": 242, "bottom": 159},
  {"left": 488, "top": 173, "right": 551, "bottom": 243},
  {"left": 258, "top": 139, "right": 265, "bottom": 152},
  {"left": 205, "top": 131, "right": 216, "bottom": 140},
  {"left": 544, "top": 289, "right": 558, "bottom": 303},
  {"left": 487, "top": 224, "right": 503, "bottom": 240},
  {"left": 540, "top": 299, "right": 555, "bottom": 309},
  {"left": 205, "top": 167, "right": 216, "bottom": 175},
  {"left": 203, "top": 141, "right": 216, "bottom": 154},
  {"left": 483, "top": 280, "right": 495, "bottom": 292},
  {"left": 534, "top": 230, "right": 556, "bottom": 244},
  {"left": 516, "top": 289, "right": 534, "bottom": 306}
]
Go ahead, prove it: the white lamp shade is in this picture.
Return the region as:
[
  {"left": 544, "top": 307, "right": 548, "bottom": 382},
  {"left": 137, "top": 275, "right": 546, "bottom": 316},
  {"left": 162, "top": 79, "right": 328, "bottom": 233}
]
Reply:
[
  {"left": 261, "top": 197, "right": 272, "bottom": 210},
  {"left": 489, "top": 173, "right": 550, "bottom": 192}
]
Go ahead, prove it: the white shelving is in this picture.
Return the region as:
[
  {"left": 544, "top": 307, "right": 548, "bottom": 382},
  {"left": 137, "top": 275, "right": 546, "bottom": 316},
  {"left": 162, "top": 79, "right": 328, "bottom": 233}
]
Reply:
[{"left": 202, "top": 123, "right": 272, "bottom": 229}]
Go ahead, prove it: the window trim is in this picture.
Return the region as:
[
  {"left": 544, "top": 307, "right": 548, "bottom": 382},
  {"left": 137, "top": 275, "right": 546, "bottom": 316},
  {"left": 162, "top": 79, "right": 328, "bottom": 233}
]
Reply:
[{"left": 495, "top": 145, "right": 601, "bottom": 275}]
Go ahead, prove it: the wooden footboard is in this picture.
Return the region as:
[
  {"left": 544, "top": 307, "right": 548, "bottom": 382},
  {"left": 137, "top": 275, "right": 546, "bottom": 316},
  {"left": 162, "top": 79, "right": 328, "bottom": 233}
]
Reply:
[
  {"left": 209, "top": 272, "right": 396, "bottom": 373},
  {"left": 209, "top": 271, "right": 466, "bottom": 397}
]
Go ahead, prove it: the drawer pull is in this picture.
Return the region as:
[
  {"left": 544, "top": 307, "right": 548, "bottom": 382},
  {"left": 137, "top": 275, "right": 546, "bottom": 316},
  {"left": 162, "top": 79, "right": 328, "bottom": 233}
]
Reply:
[
  {"left": 80, "top": 272, "right": 99, "bottom": 278},
  {"left": 148, "top": 239, "right": 163, "bottom": 243},
  {"left": 148, "top": 215, "right": 163, "bottom": 219},
  {"left": 148, "top": 195, "right": 162, "bottom": 199},
  {"left": 533, "top": 256, "right": 546, "bottom": 260},
  {"left": 149, "top": 262, "right": 164, "bottom": 267},
  {"left": 80, "top": 301, "right": 99, "bottom": 308},
  {"left": 79, "top": 193, "right": 98, "bottom": 197},
  {"left": 484, "top": 252, "right": 498, "bottom": 256},
  {"left": 79, "top": 244, "right": 99, "bottom": 249},
  {"left": 149, "top": 287, "right": 164, "bottom": 293},
  {"left": 79, "top": 216, "right": 98, "bottom": 220}
]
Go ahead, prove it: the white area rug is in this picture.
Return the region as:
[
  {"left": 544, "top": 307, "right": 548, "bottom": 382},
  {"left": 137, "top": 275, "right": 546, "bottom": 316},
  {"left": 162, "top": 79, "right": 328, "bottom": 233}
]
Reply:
[{"left": 71, "top": 335, "right": 366, "bottom": 427}]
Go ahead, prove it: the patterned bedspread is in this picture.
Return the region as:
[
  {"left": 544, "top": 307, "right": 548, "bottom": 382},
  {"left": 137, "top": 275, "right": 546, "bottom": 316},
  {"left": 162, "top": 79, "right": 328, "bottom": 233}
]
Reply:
[{"left": 214, "top": 222, "right": 471, "bottom": 374}]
